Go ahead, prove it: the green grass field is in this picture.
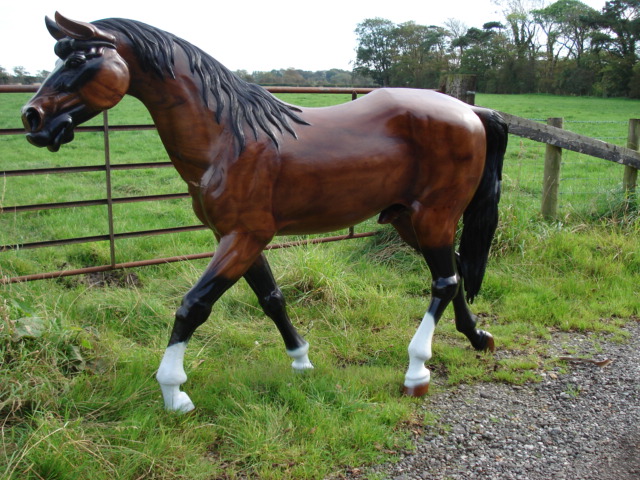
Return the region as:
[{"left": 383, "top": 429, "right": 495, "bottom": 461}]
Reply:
[{"left": 1, "top": 91, "right": 639, "bottom": 479}]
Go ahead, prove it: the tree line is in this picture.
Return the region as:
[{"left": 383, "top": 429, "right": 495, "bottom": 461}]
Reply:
[
  {"left": 3, "top": 1, "right": 638, "bottom": 97},
  {"left": 234, "top": 69, "right": 374, "bottom": 87},
  {"left": 0, "top": 65, "right": 375, "bottom": 88},
  {"left": 0, "top": 66, "right": 51, "bottom": 85},
  {"left": 353, "top": 0, "right": 640, "bottom": 97}
]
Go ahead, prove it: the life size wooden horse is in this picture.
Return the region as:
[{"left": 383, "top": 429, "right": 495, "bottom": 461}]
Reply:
[{"left": 22, "top": 13, "right": 508, "bottom": 412}]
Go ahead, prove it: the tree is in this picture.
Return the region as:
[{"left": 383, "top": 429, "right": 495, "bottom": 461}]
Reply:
[
  {"left": 490, "top": 0, "right": 545, "bottom": 92},
  {"left": 494, "top": 0, "right": 543, "bottom": 59},
  {"left": 354, "top": 19, "right": 453, "bottom": 88},
  {"left": 12, "top": 66, "right": 29, "bottom": 84},
  {"left": 282, "top": 68, "right": 306, "bottom": 86},
  {"left": 326, "top": 69, "right": 356, "bottom": 86},
  {"left": 595, "top": 0, "right": 640, "bottom": 57},
  {"left": 0, "top": 66, "right": 9, "bottom": 85},
  {"left": 445, "top": 18, "right": 469, "bottom": 67},
  {"left": 533, "top": 0, "right": 599, "bottom": 91},
  {"left": 36, "top": 70, "right": 51, "bottom": 82},
  {"left": 235, "top": 70, "right": 254, "bottom": 82},
  {"left": 353, "top": 18, "right": 397, "bottom": 86},
  {"left": 390, "top": 22, "right": 450, "bottom": 88},
  {"left": 454, "top": 23, "right": 508, "bottom": 92},
  {"left": 589, "top": 0, "right": 640, "bottom": 95},
  {"left": 350, "top": 4, "right": 639, "bottom": 97}
]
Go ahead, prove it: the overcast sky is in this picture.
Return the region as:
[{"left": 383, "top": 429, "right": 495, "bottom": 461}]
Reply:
[{"left": 2, "top": 0, "right": 607, "bottom": 75}]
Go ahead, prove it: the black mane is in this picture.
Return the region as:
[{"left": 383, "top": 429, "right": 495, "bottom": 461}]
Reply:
[{"left": 93, "top": 18, "right": 308, "bottom": 149}]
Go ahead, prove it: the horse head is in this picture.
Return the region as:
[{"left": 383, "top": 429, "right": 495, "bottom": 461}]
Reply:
[{"left": 21, "top": 12, "right": 130, "bottom": 152}]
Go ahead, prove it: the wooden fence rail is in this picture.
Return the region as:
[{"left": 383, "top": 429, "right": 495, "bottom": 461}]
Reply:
[
  {"left": 498, "top": 112, "right": 640, "bottom": 170},
  {"left": 498, "top": 112, "right": 639, "bottom": 219}
]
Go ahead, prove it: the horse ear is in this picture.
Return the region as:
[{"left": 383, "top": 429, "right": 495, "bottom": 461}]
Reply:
[
  {"left": 45, "top": 16, "right": 66, "bottom": 40},
  {"left": 53, "top": 11, "right": 116, "bottom": 43}
]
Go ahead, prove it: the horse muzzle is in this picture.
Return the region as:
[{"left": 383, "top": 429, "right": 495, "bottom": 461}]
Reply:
[{"left": 22, "top": 106, "right": 75, "bottom": 152}]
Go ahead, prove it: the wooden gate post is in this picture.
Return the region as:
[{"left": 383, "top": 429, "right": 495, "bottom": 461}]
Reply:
[
  {"left": 541, "top": 117, "right": 563, "bottom": 220},
  {"left": 624, "top": 119, "right": 639, "bottom": 195}
]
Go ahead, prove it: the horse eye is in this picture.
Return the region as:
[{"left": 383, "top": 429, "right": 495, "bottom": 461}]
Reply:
[{"left": 65, "top": 56, "right": 86, "bottom": 69}]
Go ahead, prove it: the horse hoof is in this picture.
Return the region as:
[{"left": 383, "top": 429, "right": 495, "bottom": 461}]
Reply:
[
  {"left": 402, "top": 382, "right": 430, "bottom": 397},
  {"left": 173, "top": 391, "right": 196, "bottom": 413},
  {"left": 484, "top": 332, "right": 495, "bottom": 353},
  {"left": 287, "top": 343, "right": 314, "bottom": 371},
  {"left": 159, "top": 384, "right": 195, "bottom": 413},
  {"left": 292, "top": 360, "right": 315, "bottom": 371}
]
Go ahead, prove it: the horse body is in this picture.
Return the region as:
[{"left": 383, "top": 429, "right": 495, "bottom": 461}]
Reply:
[
  {"left": 126, "top": 49, "right": 487, "bottom": 240},
  {"left": 273, "top": 90, "right": 486, "bottom": 236},
  {"left": 22, "top": 13, "right": 507, "bottom": 412}
]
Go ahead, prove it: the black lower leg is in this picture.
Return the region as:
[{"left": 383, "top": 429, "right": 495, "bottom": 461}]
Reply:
[
  {"left": 168, "top": 275, "right": 235, "bottom": 346},
  {"left": 452, "top": 255, "right": 493, "bottom": 351},
  {"left": 244, "top": 255, "right": 306, "bottom": 351},
  {"left": 452, "top": 289, "right": 493, "bottom": 351},
  {"left": 422, "top": 246, "right": 460, "bottom": 323},
  {"left": 428, "top": 275, "right": 459, "bottom": 321}
]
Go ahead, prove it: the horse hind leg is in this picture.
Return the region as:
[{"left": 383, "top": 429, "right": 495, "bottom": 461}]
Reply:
[
  {"left": 244, "top": 254, "right": 313, "bottom": 370},
  {"left": 452, "top": 254, "right": 495, "bottom": 352},
  {"left": 404, "top": 244, "right": 459, "bottom": 396},
  {"left": 391, "top": 212, "right": 461, "bottom": 396}
]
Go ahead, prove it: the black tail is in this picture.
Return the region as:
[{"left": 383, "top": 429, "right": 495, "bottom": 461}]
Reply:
[{"left": 458, "top": 107, "right": 508, "bottom": 303}]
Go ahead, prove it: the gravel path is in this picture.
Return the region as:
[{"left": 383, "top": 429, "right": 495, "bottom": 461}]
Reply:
[{"left": 352, "top": 321, "right": 640, "bottom": 480}]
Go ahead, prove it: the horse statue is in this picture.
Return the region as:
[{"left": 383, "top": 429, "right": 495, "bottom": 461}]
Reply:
[{"left": 22, "top": 13, "right": 507, "bottom": 412}]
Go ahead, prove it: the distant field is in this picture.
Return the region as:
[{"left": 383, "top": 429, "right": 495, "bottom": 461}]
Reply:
[
  {"left": 1, "top": 90, "right": 638, "bottom": 480},
  {"left": 478, "top": 94, "right": 638, "bottom": 221}
]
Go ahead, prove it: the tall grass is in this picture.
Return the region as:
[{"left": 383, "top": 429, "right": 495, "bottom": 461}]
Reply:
[{"left": 1, "top": 91, "right": 639, "bottom": 479}]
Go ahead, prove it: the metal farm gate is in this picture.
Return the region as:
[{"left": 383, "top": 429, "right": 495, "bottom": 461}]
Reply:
[{"left": 0, "top": 86, "right": 376, "bottom": 284}]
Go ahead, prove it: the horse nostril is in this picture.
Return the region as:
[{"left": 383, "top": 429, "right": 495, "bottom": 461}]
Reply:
[{"left": 22, "top": 107, "right": 43, "bottom": 133}]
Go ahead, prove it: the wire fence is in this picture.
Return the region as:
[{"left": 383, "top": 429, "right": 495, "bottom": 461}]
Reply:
[{"left": 502, "top": 119, "right": 636, "bottom": 219}]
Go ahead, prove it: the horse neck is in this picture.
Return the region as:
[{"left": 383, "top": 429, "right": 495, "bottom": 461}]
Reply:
[
  {"left": 125, "top": 63, "right": 220, "bottom": 137},
  {"left": 121, "top": 47, "right": 234, "bottom": 173}
]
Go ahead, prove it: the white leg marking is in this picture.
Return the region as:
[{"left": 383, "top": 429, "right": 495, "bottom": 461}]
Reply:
[
  {"left": 287, "top": 342, "right": 314, "bottom": 371},
  {"left": 404, "top": 312, "right": 436, "bottom": 388},
  {"left": 156, "top": 342, "right": 195, "bottom": 413}
]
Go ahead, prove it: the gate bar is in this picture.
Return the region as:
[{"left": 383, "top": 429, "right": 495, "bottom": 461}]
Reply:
[{"left": 1, "top": 231, "right": 377, "bottom": 284}]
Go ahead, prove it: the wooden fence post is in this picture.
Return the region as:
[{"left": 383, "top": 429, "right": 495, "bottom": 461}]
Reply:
[
  {"left": 624, "top": 119, "right": 639, "bottom": 194},
  {"left": 541, "top": 117, "right": 563, "bottom": 220},
  {"left": 442, "top": 74, "right": 477, "bottom": 105}
]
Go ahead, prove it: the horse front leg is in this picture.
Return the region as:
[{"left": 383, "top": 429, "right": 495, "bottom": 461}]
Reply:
[
  {"left": 156, "top": 233, "right": 267, "bottom": 412},
  {"left": 244, "top": 254, "right": 313, "bottom": 370}
]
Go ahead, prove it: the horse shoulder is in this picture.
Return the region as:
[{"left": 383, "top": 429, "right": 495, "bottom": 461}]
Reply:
[{"left": 197, "top": 141, "right": 281, "bottom": 237}]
